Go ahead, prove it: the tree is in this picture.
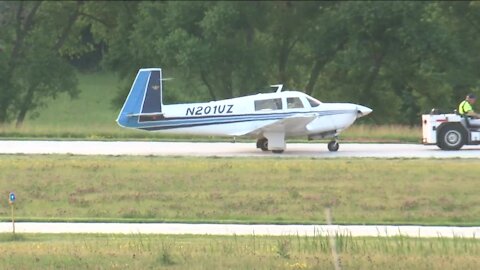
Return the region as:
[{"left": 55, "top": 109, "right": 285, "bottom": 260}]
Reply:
[
  {"left": 0, "top": 1, "right": 89, "bottom": 127},
  {"left": 88, "top": 1, "right": 480, "bottom": 125},
  {"left": 138, "top": 1, "right": 271, "bottom": 100},
  {"left": 89, "top": 1, "right": 272, "bottom": 103},
  {"left": 307, "top": 2, "right": 478, "bottom": 124}
]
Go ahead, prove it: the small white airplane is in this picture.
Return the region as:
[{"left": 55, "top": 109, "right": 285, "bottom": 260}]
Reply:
[{"left": 117, "top": 68, "right": 372, "bottom": 153}]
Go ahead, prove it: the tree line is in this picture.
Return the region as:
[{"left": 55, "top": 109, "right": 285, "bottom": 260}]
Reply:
[{"left": 1, "top": 1, "right": 480, "bottom": 126}]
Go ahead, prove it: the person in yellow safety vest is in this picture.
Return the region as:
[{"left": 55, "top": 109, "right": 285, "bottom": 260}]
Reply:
[{"left": 458, "top": 93, "right": 480, "bottom": 119}]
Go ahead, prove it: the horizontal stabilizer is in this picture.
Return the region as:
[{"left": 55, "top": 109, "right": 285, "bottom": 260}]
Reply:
[
  {"left": 127, "top": 112, "right": 164, "bottom": 117},
  {"left": 128, "top": 112, "right": 165, "bottom": 122}
]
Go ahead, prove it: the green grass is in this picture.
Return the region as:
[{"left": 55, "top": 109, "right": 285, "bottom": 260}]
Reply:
[
  {"left": 343, "top": 124, "right": 420, "bottom": 143},
  {"left": 0, "top": 72, "right": 420, "bottom": 142},
  {"left": 0, "top": 233, "right": 478, "bottom": 269},
  {"left": 0, "top": 155, "right": 478, "bottom": 225},
  {"left": 22, "top": 72, "right": 120, "bottom": 135}
]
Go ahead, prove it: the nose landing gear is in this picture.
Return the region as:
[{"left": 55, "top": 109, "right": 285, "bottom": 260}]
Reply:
[{"left": 327, "top": 140, "right": 339, "bottom": 152}]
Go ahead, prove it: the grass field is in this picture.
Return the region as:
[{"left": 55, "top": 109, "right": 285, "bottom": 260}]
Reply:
[
  {"left": 0, "top": 72, "right": 421, "bottom": 142},
  {"left": 0, "top": 233, "right": 478, "bottom": 269},
  {"left": 0, "top": 155, "right": 478, "bottom": 225}
]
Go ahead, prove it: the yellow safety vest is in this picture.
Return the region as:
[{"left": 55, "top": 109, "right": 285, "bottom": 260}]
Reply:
[{"left": 459, "top": 100, "right": 473, "bottom": 115}]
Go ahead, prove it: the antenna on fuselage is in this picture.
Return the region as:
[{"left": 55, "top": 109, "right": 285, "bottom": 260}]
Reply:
[{"left": 271, "top": 84, "right": 284, "bottom": 93}]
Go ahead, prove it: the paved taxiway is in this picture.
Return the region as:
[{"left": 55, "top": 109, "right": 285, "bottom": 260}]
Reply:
[
  {"left": 1, "top": 140, "right": 480, "bottom": 158},
  {"left": 0, "top": 222, "right": 478, "bottom": 238}
]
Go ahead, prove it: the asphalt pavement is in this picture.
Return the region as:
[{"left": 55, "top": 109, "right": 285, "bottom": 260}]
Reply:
[
  {"left": 0, "top": 222, "right": 478, "bottom": 238},
  {"left": 1, "top": 140, "right": 480, "bottom": 158}
]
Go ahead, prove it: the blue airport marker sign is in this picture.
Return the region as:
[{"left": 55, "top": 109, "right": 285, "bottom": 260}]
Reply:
[
  {"left": 8, "top": 192, "right": 16, "bottom": 235},
  {"left": 9, "top": 192, "right": 15, "bottom": 204}
]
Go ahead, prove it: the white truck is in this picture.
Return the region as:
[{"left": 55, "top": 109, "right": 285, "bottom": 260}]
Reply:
[{"left": 422, "top": 110, "right": 480, "bottom": 150}]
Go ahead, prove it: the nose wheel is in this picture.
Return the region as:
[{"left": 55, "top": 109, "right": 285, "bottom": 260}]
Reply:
[{"left": 327, "top": 140, "right": 339, "bottom": 152}]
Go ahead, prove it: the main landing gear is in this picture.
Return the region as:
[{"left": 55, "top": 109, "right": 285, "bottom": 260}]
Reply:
[
  {"left": 256, "top": 137, "right": 269, "bottom": 151},
  {"left": 256, "top": 137, "right": 284, "bottom": 153}
]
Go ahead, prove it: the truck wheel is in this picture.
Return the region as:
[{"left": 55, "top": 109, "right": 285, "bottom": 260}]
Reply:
[{"left": 438, "top": 125, "right": 466, "bottom": 150}]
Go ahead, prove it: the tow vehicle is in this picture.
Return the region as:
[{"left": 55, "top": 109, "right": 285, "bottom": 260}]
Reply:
[{"left": 422, "top": 109, "right": 480, "bottom": 150}]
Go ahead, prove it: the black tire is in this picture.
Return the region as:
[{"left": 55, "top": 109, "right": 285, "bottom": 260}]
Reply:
[
  {"left": 437, "top": 125, "right": 466, "bottom": 150},
  {"left": 272, "top": 149, "right": 284, "bottom": 154},
  {"left": 327, "top": 141, "right": 339, "bottom": 152},
  {"left": 256, "top": 137, "right": 269, "bottom": 151}
]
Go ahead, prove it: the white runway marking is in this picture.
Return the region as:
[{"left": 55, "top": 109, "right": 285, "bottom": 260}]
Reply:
[
  {"left": 0, "top": 222, "right": 478, "bottom": 238},
  {"left": 1, "top": 140, "right": 480, "bottom": 158}
]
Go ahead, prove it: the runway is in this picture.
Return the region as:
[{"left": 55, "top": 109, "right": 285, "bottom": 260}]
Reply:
[
  {"left": 1, "top": 140, "right": 480, "bottom": 158},
  {"left": 0, "top": 222, "right": 478, "bottom": 238}
]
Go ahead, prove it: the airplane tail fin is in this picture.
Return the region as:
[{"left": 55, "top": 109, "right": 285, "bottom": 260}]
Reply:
[{"left": 117, "top": 68, "right": 164, "bottom": 128}]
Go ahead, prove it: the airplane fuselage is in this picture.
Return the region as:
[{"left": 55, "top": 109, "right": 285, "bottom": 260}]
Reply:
[{"left": 120, "top": 91, "right": 368, "bottom": 137}]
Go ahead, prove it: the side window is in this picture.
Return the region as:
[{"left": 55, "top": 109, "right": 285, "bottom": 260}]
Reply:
[
  {"left": 307, "top": 97, "right": 321, "bottom": 108},
  {"left": 255, "top": 98, "right": 283, "bottom": 111},
  {"left": 287, "top": 97, "right": 304, "bottom": 109}
]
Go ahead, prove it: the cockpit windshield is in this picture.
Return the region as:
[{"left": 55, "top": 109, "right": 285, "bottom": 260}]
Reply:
[{"left": 307, "top": 97, "right": 321, "bottom": 107}]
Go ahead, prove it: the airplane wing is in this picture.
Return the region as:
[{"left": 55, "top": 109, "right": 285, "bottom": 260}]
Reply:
[{"left": 228, "top": 113, "right": 318, "bottom": 137}]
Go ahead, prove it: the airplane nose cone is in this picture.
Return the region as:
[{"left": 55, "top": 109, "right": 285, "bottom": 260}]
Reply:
[{"left": 356, "top": 105, "right": 372, "bottom": 117}]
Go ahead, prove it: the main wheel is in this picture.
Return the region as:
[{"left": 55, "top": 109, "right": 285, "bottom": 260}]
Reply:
[
  {"left": 272, "top": 149, "right": 284, "bottom": 154},
  {"left": 256, "top": 137, "right": 269, "bottom": 151},
  {"left": 437, "top": 125, "right": 466, "bottom": 150},
  {"left": 327, "top": 141, "right": 339, "bottom": 152}
]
